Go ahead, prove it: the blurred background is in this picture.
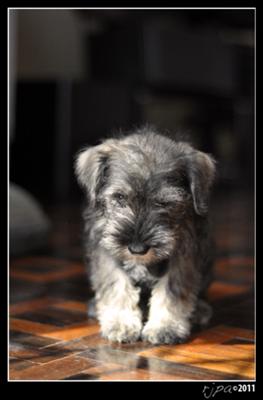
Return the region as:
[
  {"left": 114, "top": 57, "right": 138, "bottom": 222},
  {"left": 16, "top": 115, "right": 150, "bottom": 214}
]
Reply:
[{"left": 9, "top": 8, "right": 255, "bottom": 257}]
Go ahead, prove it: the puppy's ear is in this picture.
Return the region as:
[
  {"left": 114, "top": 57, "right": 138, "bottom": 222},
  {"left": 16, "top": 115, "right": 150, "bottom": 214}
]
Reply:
[
  {"left": 186, "top": 150, "right": 216, "bottom": 216},
  {"left": 74, "top": 141, "right": 113, "bottom": 205}
]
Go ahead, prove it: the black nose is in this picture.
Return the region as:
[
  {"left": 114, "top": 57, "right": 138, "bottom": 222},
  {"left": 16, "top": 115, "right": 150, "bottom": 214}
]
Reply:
[{"left": 128, "top": 243, "right": 150, "bottom": 255}]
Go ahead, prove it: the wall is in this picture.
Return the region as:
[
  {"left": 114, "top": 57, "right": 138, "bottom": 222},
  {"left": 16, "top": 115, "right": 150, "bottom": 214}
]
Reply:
[{"left": 15, "top": 10, "right": 86, "bottom": 80}]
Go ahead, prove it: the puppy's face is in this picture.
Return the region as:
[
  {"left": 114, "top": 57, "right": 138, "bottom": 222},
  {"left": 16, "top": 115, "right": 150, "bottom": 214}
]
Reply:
[
  {"left": 75, "top": 133, "right": 215, "bottom": 270},
  {"left": 99, "top": 170, "right": 191, "bottom": 266}
]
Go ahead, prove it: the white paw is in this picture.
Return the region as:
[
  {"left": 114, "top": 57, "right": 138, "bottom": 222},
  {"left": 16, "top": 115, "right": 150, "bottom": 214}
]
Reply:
[
  {"left": 100, "top": 313, "right": 142, "bottom": 343},
  {"left": 142, "top": 321, "right": 190, "bottom": 345}
]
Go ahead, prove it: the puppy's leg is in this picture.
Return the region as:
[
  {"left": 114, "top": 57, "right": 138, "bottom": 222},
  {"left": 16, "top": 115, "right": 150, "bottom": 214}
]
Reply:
[
  {"left": 192, "top": 298, "right": 213, "bottom": 327},
  {"left": 87, "top": 298, "right": 97, "bottom": 319},
  {"left": 142, "top": 257, "right": 199, "bottom": 344},
  {"left": 91, "top": 250, "right": 142, "bottom": 343}
]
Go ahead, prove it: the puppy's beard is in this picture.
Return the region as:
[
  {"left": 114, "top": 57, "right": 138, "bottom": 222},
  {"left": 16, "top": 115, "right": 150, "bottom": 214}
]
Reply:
[
  {"left": 121, "top": 248, "right": 170, "bottom": 277},
  {"left": 102, "top": 236, "right": 176, "bottom": 259},
  {"left": 146, "top": 259, "right": 169, "bottom": 278},
  {"left": 101, "top": 228, "right": 177, "bottom": 270}
]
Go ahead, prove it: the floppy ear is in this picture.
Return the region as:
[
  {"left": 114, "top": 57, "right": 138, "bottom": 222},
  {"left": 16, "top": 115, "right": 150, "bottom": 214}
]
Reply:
[
  {"left": 74, "top": 141, "right": 114, "bottom": 206},
  {"left": 186, "top": 150, "right": 216, "bottom": 216}
]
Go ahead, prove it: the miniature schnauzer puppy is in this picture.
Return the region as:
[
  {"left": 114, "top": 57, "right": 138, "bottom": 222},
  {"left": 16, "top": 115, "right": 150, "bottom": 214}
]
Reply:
[{"left": 75, "top": 127, "right": 216, "bottom": 344}]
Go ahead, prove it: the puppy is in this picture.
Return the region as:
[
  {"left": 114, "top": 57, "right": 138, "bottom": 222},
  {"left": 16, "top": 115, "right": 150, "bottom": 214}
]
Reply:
[{"left": 75, "top": 127, "right": 216, "bottom": 344}]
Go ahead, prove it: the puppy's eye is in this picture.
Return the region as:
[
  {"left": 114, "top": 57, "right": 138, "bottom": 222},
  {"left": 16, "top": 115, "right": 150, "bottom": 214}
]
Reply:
[
  {"left": 154, "top": 200, "right": 171, "bottom": 208},
  {"left": 113, "top": 192, "right": 127, "bottom": 206},
  {"left": 114, "top": 193, "right": 125, "bottom": 201}
]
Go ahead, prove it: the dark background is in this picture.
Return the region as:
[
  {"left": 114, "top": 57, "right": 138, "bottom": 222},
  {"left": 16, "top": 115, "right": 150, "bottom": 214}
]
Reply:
[{"left": 9, "top": 9, "right": 255, "bottom": 207}]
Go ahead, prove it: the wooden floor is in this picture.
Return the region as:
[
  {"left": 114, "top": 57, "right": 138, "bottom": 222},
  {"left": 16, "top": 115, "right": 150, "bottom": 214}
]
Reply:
[{"left": 9, "top": 192, "right": 255, "bottom": 381}]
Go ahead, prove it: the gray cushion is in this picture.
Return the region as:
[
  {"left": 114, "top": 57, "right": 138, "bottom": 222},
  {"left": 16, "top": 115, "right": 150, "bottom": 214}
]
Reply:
[{"left": 9, "top": 183, "right": 51, "bottom": 256}]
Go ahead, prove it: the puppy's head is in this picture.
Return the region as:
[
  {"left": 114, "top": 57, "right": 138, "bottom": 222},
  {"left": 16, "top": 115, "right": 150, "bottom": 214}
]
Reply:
[{"left": 75, "top": 132, "right": 216, "bottom": 269}]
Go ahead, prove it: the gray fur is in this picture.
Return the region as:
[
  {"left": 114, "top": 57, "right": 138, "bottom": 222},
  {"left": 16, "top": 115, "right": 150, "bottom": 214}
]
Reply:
[{"left": 75, "top": 127, "right": 216, "bottom": 344}]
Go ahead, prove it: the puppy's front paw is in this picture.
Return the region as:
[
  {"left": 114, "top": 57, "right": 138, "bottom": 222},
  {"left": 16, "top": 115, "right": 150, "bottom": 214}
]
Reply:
[
  {"left": 101, "top": 314, "right": 142, "bottom": 343},
  {"left": 142, "top": 323, "right": 189, "bottom": 345}
]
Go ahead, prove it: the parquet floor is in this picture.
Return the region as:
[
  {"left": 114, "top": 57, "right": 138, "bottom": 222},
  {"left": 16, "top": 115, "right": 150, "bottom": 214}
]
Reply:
[{"left": 9, "top": 193, "right": 255, "bottom": 381}]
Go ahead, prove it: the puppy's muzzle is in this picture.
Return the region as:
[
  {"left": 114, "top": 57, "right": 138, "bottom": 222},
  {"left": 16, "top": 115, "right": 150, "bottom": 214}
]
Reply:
[{"left": 128, "top": 242, "right": 150, "bottom": 255}]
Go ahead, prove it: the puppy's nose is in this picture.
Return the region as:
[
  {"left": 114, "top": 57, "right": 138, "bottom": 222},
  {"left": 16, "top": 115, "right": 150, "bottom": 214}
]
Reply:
[{"left": 128, "top": 243, "right": 150, "bottom": 255}]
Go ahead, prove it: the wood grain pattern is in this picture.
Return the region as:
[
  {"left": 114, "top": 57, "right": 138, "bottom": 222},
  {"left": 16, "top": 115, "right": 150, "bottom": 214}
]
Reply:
[{"left": 9, "top": 197, "right": 255, "bottom": 381}]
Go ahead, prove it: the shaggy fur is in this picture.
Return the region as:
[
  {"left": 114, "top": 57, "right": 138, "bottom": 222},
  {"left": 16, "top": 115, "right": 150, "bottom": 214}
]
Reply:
[{"left": 75, "top": 127, "right": 216, "bottom": 344}]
